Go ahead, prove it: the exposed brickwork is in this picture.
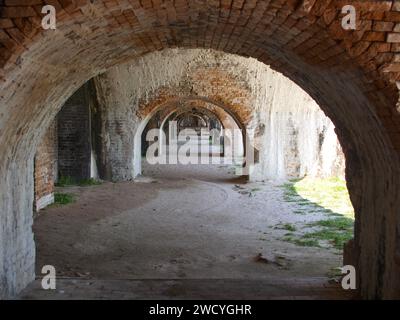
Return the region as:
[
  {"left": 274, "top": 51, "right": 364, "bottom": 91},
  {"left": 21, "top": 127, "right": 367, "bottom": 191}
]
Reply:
[
  {"left": 57, "top": 84, "right": 91, "bottom": 181},
  {"left": 34, "top": 119, "right": 57, "bottom": 212},
  {"left": 1, "top": 0, "right": 400, "bottom": 299}
]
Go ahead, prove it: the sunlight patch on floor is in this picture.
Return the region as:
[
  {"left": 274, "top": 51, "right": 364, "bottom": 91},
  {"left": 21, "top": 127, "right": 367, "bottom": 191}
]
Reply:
[{"left": 280, "top": 177, "right": 354, "bottom": 251}]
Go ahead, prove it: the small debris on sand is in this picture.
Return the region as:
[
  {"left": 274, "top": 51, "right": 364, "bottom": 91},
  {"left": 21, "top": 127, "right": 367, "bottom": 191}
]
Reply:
[{"left": 254, "top": 253, "right": 269, "bottom": 264}]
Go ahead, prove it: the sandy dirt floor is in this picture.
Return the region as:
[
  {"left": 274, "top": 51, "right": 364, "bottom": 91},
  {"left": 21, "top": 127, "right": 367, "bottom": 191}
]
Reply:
[{"left": 33, "top": 162, "right": 342, "bottom": 284}]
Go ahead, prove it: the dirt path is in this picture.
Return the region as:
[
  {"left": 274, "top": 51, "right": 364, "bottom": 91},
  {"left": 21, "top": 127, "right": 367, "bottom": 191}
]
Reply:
[{"left": 34, "top": 163, "right": 342, "bottom": 282}]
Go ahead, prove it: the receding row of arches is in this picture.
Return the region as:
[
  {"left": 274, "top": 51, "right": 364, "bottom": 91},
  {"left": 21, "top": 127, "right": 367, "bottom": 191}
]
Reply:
[
  {"left": 26, "top": 48, "right": 354, "bottom": 299},
  {"left": 1, "top": 1, "right": 400, "bottom": 299}
]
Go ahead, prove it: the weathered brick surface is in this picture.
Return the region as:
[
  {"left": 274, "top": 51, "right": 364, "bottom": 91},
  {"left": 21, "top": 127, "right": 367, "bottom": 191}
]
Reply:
[
  {"left": 57, "top": 84, "right": 91, "bottom": 181},
  {"left": 1, "top": 0, "right": 400, "bottom": 299},
  {"left": 34, "top": 119, "right": 57, "bottom": 212}
]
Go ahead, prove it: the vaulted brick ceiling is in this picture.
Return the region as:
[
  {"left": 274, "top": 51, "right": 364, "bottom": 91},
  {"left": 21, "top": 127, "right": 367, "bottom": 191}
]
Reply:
[{"left": 1, "top": 1, "right": 400, "bottom": 151}]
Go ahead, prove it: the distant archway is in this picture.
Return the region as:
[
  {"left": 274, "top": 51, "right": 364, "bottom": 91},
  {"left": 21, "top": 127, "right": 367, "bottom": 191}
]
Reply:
[{"left": 134, "top": 96, "right": 246, "bottom": 177}]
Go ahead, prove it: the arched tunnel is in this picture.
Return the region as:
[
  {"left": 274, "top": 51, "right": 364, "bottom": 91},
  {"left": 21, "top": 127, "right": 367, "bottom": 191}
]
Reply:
[{"left": 0, "top": 1, "right": 400, "bottom": 301}]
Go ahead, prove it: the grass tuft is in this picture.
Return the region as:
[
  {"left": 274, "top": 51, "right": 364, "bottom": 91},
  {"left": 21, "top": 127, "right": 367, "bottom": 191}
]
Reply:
[
  {"left": 281, "top": 236, "right": 320, "bottom": 248},
  {"left": 56, "top": 176, "right": 76, "bottom": 187},
  {"left": 279, "top": 177, "right": 355, "bottom": 251},
  {"left": 307, "top": 217, "right": 353, "bottom": 230},
  {"left": 302, "top": 229, "right": 352, "bottom": 250},
  {"left": 54, "top": 193, "right": 75, "bottom": 205},
  {"left": 56, "top": 176, "right": 102, "bottom": 187}
]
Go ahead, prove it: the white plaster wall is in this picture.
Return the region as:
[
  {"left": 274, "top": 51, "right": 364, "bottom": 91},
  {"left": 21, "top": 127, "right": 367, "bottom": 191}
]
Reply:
[
  {"left": 0, "top": 160, "right": 36, "bottom": 298},
  {"left": 254, "top": 75, "right": 345, "bottom": 180}
]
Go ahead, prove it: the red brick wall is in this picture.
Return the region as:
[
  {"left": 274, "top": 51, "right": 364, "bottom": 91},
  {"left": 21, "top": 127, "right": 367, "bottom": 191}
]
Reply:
[
  {"left": 57, "top": 84, "right": 92, "bottom": 181},
  {"left": 34, "top": 120, "right": 58, "bottom": 212}
]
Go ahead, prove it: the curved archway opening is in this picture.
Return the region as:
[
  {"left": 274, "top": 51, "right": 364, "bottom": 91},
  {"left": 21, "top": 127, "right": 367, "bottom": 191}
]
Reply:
[
  {"left": 27, "top": 48, "right": 359, "bottom": 300},
  {"left": 134, "top": 96, "right": 248, "bottom": 179},
  {"left": 1, "top": 2, "right": 400, "bottom": 299}
]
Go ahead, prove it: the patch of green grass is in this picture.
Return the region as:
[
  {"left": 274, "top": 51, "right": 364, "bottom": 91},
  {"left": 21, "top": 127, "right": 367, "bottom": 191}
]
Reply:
[
  {"left": 56, "top": 176, "right": 102, "bottom": 187},
  {"left": 327, "top": 266, "right": 343, "bottom": 278},
  {"left": 54, "top": 193, "right": 75, "bottom": 205},
  {"left": 302, "top": 229, "right": 352, "bottom": 250},
  {"left": 308, "top": 217, "right": 353, "bottom": 230},
  {"left": 56, "top": 176, "right": 77, "bottom": 187},
  {"left": 294, "top": 239, "right": 320, "bottom": 247},
  {"left": 303, "top": 217, "right": 353, "bottom": 249},
  {"left": 281, "top": 235, "right": 320, "bottom": 247},
  {"left": 279, "top": 177, "right": 355, "bottom": 251},
  {"left": 279, "top": 218, "right": 353, "bottom": 250}
]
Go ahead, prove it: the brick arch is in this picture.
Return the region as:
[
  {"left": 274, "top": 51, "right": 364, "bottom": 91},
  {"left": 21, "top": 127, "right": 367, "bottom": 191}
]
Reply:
[
  {"left": 133, "top": 95, "right": 247, "bottom": 177},
  {"left": 175, "top": 112, "right": 208, "bottom": 126},
  {"left": 1, "top": 1, "right": 400, "bottom": 298},
  {"left": 160, "top": 100, "right": 246, "bottom": 155},
  {"left": 140, "top": 95, "right": 248, "bottom": 131},
  {"left": 168, "top": 107, "right": 246, "bottom": 159},
  {"left": 161, "top": 105, "right": 232, "bottom": 131}
]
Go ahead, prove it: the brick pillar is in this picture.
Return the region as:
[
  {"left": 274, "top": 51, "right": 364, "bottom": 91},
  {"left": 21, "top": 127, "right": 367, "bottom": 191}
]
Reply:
[{"left": 34, "top": 120, "right": 58, "bottom": 212}]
